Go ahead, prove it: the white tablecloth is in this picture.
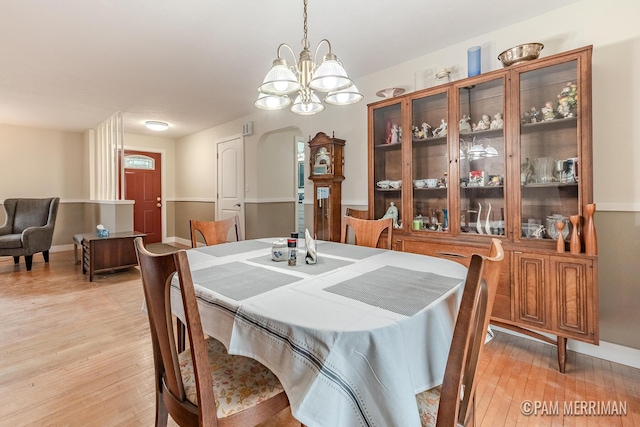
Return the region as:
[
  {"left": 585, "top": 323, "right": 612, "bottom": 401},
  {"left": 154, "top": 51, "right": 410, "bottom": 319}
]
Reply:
[{"left": 170, "top": 238, "right": 468, "bottom": 427}]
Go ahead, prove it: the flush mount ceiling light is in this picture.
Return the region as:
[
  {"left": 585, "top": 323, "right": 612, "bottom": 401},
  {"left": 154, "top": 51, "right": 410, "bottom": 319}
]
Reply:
[
  {"left": 145, "top": 121, "right": 169, "bottom": 131},
  {"left": 255, "top": 0, "right": 362, "bottom": 115}
]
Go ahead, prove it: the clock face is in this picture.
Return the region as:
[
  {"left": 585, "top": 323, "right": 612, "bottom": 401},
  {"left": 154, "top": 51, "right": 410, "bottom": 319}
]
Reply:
[{"left": 313, "top": 147, "right": 331, "bottom": 174}]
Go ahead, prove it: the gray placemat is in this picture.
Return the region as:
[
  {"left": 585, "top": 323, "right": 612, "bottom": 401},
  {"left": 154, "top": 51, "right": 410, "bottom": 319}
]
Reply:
[
  {"left": 189, "top": 261, "right": 301, "bottom": 300},
  {"left": 248, "top": 252, "right": 353, "bottom": 275},
  {"left": 315, "top": 241, "right": 386, "bottom": 260},
  {"left": 195, "top": 240, "right": 271, "bottom": 257},
  {"left": 324, "top": 266, "right": 463, "bottom": 316}
]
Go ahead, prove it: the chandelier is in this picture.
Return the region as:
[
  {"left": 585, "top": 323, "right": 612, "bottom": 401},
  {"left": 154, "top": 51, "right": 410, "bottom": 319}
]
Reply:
[{"left": 254, "top": 0, "right": 363, "bottom": 115}]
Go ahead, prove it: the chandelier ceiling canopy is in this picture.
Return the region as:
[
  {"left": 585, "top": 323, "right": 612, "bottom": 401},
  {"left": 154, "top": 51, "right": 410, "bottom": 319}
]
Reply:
[{"left": 255, "top": 0, "right": 362, "bottom": 115}]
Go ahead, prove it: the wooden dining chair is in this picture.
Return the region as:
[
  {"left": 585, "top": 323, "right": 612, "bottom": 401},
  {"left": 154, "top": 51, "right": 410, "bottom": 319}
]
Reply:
[
  {"left": 190, "top": 216, "right": 241, "bottom": 248},
  {"left": 340, "top": 216, "right": 393, "bottom": 249},
  {"left": 345, "top": 208, "right": 369, "bottom": 220},
  {"left": 134, "top": 237, "right": 292, "bottom": 427},
  {"left": 415, "top": 238, "right": 505, "bottom": 427}
]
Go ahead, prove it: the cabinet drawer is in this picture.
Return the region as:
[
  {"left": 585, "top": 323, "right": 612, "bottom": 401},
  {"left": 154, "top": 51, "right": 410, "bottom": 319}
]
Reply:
[
  {"left": 401, "top": 240, "right": 480, "bottom": 267},
  {"left": 402, "top": 238, "right": 511, "bottom": 309}
]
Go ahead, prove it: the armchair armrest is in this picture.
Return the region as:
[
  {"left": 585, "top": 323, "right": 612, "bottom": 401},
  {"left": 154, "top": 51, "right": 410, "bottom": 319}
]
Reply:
[{"left": 21, "top": 223, "right": 55, "bottom": 254}]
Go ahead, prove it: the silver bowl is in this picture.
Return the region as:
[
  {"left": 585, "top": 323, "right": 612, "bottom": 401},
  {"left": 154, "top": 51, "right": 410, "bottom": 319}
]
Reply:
[{"left": 498, "top": 43, "right": 544, "bottom": 67}]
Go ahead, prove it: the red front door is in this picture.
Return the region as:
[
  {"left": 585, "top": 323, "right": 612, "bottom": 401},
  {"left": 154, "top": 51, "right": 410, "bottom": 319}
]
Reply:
[{"left": 124, "top": 150, "right": 162, "bottom": 243}]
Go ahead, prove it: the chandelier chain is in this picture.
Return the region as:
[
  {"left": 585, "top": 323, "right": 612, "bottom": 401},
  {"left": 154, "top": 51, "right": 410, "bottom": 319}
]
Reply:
[{"left": 302, "top": 0, "right": 309, "bottom": 50}]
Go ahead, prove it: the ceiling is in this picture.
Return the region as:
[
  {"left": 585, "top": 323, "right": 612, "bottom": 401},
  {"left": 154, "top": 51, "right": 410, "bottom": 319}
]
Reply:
[{"left": 0, "top": 0, "right": 579, "bottom": 139}]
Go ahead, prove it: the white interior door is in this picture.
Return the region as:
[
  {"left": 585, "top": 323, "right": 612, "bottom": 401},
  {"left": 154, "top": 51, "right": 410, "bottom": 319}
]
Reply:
[{"left": 217, "top": 136, "right": 245, "bottom": 238}]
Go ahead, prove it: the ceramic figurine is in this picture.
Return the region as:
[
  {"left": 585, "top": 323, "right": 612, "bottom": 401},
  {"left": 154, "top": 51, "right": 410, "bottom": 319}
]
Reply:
[
  {"left": 382, "top": 202, "right": 400, "bottom": 228},
  {"left": 542, "top": 102, "right": 556, "bottom": 121},
  {"left": 557, "top": 100, "right": 573, "bottom": 118},
  {"left": 422, "top": 122, "right": 431, "bottom": 138},
  {"left": 529, "top": 106, "right": 542, "bottom": 123},
  {"left": 459, "top": 114, "right": 472, "bottom": 133},
  {"left": 490, "top": 113, "right": 504, "bottom": 130},
  {"left": 390, "top": 124, "right": 398, "bottom": 144},
  {"left": 476, "top": 203, "right": 483, "bottom": 234},
  {"left": 433, "top": 119, "right": 447, "bottom": 137},
  {"left": 475, "top": 114, "right": 490, "bottom": 131},
  {"left": 557, "top": 82, "right": 578, "bottom": 114}
]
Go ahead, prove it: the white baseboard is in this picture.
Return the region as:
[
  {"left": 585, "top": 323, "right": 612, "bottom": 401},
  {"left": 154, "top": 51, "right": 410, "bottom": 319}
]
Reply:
[
  {"left": 167, "top": 236, "right": 191, "bottom": 247},
  {"left": 51, "top": 243, "right": 75, "bottom": 253},
  {"left": 492, "top": 325, "right": 640, "bottom": 370}
]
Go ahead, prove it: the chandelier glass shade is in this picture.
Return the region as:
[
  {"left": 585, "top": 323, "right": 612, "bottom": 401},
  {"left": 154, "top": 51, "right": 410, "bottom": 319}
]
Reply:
[
  {"left": 255, "top": 0, "right": 362, "bottom": 115},
  {"left": 325, "top": 83, "right": 363, "bottom": 105},
  {"left": 254, "top": 92, "right": 292, "bottom": 110},
  {"left": 460, "top": 137, "right": 499, "bottom": 160}
]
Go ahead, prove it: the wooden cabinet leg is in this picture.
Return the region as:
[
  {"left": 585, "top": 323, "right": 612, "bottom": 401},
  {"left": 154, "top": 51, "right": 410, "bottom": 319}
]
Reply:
[{"left": 557, "top": 336, "right": 567, "bottom": 373}]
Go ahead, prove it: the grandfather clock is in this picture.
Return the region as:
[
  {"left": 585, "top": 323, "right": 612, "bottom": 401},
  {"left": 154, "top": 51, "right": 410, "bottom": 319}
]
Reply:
[{"left": 308, "top": 132, "right": 345, "bottom": 242}]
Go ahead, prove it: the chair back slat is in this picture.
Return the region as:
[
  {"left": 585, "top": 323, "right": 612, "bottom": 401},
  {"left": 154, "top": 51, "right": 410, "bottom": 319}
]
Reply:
[
  {"left": 340, "top": 216, "right": 392, "bottom": 249},
  {"left": 135, "top": 237, "right": 218, "bottom": 425},
  {"left": 173, "top": 250, "right": 217, "bottom": 425},
  {"left": 436, "top": 238, "right": 504, "bottom": 427},
  {"left": 190, "top": 216, "right": 241, "bottom": 248},
  {"left": 134, "top": 238, "right": 186, "bottom": 401},
  {"left": 346, "top": 208, "right": 369, "bottom": 220}
]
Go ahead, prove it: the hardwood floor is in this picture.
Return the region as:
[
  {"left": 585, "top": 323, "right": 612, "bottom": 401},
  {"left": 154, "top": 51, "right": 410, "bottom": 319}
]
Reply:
[{"left": 1, "top": 251, "right": 638, "bottom": 426}]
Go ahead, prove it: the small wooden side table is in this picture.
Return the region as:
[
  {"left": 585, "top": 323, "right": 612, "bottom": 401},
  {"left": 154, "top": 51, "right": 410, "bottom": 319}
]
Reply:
[{"left": 81, "top": 231, "right": 146, "bottom": 281}]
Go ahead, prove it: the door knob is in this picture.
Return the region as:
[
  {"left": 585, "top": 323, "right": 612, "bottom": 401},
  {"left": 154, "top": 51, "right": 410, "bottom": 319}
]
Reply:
[
  {"left": 157, "top": 197, "right": 161, "bottom": 201},
  {"left": 234, "top": 203, "right": 241, "bottom": 207},
  {"left": 157, "top": 203, "right": 162, "bottom": 208}
]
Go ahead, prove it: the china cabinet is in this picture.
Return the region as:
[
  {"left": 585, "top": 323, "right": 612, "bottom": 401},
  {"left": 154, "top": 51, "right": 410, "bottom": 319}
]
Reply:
[{"left": 367, "top": 46, "right": 596, "bottom": 372}]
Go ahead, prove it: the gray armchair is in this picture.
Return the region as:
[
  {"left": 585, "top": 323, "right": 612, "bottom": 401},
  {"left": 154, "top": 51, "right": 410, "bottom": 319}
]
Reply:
[{"left": 0, "top": 198, "right": 60, "bottom": 271}]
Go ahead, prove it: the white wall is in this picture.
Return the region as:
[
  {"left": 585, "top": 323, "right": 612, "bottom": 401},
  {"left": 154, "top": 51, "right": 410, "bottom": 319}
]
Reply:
[
  {"left": 178, "top": 0, "right": 640, "bottom": 212},
  {"left": 257, "top": 128, "right": 300, "bottom": 201},
  {"left": 0, "top": 123, "right": 84, "bottom": 201}
]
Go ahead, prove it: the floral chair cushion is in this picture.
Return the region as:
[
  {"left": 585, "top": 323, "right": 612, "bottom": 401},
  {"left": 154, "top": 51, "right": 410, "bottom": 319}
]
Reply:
[
  {"left": 178, "top": 337, "right": 284, "bottom": 418},
  {"left": 415, "top": 385, "right": 441, "bottom": 427}
]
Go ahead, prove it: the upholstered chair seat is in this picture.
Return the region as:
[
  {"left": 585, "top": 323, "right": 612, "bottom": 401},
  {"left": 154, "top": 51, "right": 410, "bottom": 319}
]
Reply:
[
  {"left": 178, "top": 337, "right": 285, "bottom": 416},
  {"left": 415, "top": 386, "right": 442, "bottom": 426}
]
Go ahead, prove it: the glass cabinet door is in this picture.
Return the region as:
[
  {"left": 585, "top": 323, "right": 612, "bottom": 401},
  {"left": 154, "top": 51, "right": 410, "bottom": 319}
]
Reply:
[
  {"left": 457, "top": 78, "right": 507, "bottom": 237},
  {"left": 518, "top": 60, "right": 579, "bottom": 242},
  {"left": 371, "top": 101, "right": 403, "bottom": 225},
  {"left": 410, "top": 91, "right": 449, "bottom": 233}
]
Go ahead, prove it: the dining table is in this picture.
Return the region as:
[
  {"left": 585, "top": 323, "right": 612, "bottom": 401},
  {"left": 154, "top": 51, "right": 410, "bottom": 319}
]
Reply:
[{"left": 169, "top": 237, "right": 469, "bottom": 427}]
